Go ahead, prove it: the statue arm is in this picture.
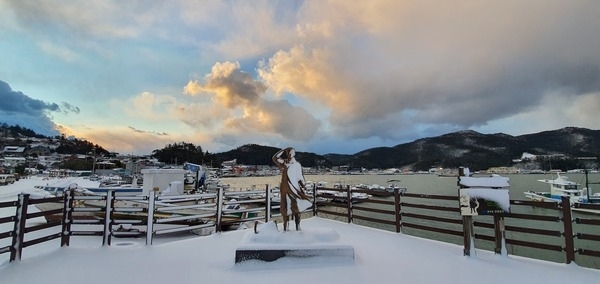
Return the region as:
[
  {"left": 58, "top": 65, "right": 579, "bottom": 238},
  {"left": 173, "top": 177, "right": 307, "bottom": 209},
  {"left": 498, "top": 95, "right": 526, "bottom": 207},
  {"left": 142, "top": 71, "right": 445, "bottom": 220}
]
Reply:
[{"left": 272, "top": 148, "right": 285, "bottom": 167}]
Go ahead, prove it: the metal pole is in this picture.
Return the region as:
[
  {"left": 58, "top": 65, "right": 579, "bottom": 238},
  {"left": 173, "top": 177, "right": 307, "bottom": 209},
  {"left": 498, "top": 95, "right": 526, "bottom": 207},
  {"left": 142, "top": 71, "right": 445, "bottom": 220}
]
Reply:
[
  {"left": 312, "top": 183, "right": 317, "bottom": 216},
  {"left": 265, "top": 184, "right": 271, "bottom": 223},
  {"left": 216, "top": 187, "right": 224, "bottom": 232},
  {"left": 394, "top": 188, "right": 401, "bottom": 233},
  {"left": 346, "top": 185, "right": 352, "bottom": 223},
  {"left": 146, "top": 188, "right": 157, "bottom": 245},
  {"left": 61, "top": 189, "right": 74, "bottom": 247},
  {"left": 102, "top": 190, "right": 114, "bottom": 246}
]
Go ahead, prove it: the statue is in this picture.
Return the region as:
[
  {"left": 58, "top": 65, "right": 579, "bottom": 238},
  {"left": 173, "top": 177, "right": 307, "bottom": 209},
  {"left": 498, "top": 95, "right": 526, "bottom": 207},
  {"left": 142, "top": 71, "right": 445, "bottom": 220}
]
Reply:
[{"left": 272, "top": 147, "right": 312, "bottom": 231}]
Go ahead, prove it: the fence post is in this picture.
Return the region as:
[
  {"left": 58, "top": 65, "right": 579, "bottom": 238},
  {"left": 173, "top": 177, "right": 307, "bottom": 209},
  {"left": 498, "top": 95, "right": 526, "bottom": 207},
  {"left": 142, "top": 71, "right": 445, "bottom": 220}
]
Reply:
[
  {"left": 312, "top": 183, "right": 317, "bottom": 216},
  {"left": 216, "top": 187, "right": 224, "bottom": 232},
  {"left": 10, "top": 193, "right": 29, "bottom": 262},
  {"left": 561, "top": 196, "right": 575, "bottom": 264},
  {"left": 265, "top": 184, "right": 271, "bottom": 223},
  {"left": 102, "top": 190, "right": 114, "bottom": 246},
  {"left": 346, "top": 185, "right": 352, "bottom": 223},
  {"left": 146, "top": 188, "right": 156, "bottom": 245},
  {"left": 493, "top": 215, "right": 504, "bottom": 254},
  {"left": 61, "top": 189, "right": 74, "bottom": 247},
  {"left": 394, "top": 188, "right": 401, "bottom": 233},
  {"left": 459, "top": 167, "right": 473, "bottom": 256}
]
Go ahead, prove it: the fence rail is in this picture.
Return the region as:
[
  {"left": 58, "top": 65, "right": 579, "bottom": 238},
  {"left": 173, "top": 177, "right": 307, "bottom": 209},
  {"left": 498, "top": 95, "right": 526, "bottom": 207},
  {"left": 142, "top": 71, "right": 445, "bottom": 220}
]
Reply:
[{"left": 2, "top": 183, "right": 600, "bottom": 269}]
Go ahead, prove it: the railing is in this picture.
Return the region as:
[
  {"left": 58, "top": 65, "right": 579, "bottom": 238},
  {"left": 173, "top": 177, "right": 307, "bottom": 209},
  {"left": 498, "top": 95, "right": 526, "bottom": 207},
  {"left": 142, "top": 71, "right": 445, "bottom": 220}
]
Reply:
[
  {"left": 2, "top": 184, "right": 600, "bottom": 269},
  {"left": 312, "top": 185, "right": 600, "bottom": 268},
  {"left": 0, "top": 186, "right": 275, "bottom": 261}
]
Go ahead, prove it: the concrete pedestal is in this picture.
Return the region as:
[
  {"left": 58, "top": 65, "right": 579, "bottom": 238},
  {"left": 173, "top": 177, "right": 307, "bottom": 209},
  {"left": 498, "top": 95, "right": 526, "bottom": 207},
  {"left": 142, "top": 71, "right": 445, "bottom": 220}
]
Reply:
[{"left": 234, "top": 222, "right": 354, "bottom": 263}]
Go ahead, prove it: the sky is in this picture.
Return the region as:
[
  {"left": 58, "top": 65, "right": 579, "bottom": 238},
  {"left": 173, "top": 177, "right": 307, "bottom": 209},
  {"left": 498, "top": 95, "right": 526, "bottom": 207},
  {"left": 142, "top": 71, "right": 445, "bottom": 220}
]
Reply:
[
  {"left": 1, "top": 177, "right": 600, "bottom": 283},
  {"left": 1, "top": 1, "right": 599, "bottom": 156}
]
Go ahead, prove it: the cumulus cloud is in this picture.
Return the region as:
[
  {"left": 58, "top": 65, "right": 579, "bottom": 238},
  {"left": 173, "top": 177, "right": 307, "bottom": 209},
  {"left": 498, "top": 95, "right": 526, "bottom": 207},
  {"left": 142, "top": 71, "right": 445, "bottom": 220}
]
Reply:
[
  {"left": 0, "top": 80, "right": 78, "bottom": 136},
  {"left": 257, "top": 1, "right": 600, "bottom": 143},
  {"left": 184, "top": 61, "right": 320, "bottom": 142},
  {"left": 184, "top": 61, "right": 267, "bottom": 108},
  {"left": 236, "top": 100, "right": 320, "bottom": 141},
  {"left": 3, "top": 1, "right": 599, "bottom": 155}
]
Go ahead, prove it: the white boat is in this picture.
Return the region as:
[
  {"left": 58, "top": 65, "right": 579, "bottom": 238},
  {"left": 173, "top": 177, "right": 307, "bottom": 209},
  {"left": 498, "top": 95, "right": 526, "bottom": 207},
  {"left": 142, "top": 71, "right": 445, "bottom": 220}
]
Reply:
[
  {"left": 362, "top": 180, "right": 407, "bottom": 196},
  {"left": 524, "top": 172, "right": 600, "bottom": 214},
  {"left": 332, "top": 191, "right": 372, "bottom": 203},
  {"left": 386, "top": 180, "right": 408, "bottom": 194},
  {"left": 524, "top": 173, "right": 584, "bottom": 205}
]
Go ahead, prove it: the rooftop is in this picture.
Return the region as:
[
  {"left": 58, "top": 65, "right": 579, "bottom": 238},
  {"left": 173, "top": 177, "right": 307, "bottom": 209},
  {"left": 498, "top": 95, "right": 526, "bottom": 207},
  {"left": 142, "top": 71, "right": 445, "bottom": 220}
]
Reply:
[{"left": 1, "top": 217, "right": 599, "bottom": 284}]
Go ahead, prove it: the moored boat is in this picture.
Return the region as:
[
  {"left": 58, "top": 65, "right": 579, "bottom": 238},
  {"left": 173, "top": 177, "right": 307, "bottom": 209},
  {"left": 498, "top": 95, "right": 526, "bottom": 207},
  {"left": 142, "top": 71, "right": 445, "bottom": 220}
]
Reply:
[
  {"left": 524, "top": 173, "right": 584, "bottom": 205},
  {"left": 524, "top": 172, "right": 600, "bottom": 214}
]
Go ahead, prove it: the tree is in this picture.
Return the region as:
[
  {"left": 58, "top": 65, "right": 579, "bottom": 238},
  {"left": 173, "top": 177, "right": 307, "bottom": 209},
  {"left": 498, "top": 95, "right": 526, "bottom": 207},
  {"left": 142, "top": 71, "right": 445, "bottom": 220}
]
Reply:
[{"left": 151, "top": 142, "right": 208, "bottom": 165}]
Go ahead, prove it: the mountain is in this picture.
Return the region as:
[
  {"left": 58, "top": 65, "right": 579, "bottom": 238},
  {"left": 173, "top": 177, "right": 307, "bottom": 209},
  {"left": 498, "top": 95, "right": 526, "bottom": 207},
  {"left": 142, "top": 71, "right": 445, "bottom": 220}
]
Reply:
[
  {"left": 211, "top": 144, "right": 330, "bottom": 169},
  {"left": 322, "top": 127, "right": 600, "bottom": 171},
  {"left": 212, "top": 127, "right": 600, "bottom": 171},
  {"left": 3, "top": 122, "right": 599, "bottom": 171}
]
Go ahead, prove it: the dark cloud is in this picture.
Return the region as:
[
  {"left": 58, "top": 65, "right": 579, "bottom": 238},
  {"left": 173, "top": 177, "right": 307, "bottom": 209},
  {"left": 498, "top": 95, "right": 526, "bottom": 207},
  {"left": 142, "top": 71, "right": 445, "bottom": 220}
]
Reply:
[
  {"left": 0, "top": 80, "right": 60, "bottom": 114},
  {"left": 128, "top": 126, "right": 168, "bottom": 136},
  {"left": 0, "top": 80, "right": 62, "bottom": 136},
  {"left": 61, "top": 102, "right": 81, "bottom": 114}
]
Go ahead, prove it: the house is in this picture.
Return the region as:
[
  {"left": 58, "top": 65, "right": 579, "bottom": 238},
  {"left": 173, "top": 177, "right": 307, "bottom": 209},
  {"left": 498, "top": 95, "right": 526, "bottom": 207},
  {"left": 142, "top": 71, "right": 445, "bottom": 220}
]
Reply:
[{"left": 2, "top": 146, "right": 26, "bottom": 156}]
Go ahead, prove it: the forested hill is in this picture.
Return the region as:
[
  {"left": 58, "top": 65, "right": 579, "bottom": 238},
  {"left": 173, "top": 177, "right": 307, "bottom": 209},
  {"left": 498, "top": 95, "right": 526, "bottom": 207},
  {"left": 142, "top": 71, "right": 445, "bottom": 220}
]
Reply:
[
  {"left": 211, "top": 127, "right": 600, "bottom": 171},
  {"left": 3, "top": 122, "right": 599, "bottom": 171},
  {"left": 321, "top": 127, "right": 600, "bottom": 171}
]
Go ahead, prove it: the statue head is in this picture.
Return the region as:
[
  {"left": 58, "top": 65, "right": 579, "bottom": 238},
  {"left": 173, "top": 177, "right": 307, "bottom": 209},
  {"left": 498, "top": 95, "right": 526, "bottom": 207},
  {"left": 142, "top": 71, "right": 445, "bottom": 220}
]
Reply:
[{"left": 286, "top": 147, "right": 295, "bottom": 160}]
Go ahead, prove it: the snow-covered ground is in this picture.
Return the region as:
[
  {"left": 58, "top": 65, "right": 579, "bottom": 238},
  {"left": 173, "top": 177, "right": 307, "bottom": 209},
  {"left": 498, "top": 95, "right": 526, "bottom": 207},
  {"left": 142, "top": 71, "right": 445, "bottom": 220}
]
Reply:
[{"left": 1, "top": 177, "right": 600, "bottom": 284}]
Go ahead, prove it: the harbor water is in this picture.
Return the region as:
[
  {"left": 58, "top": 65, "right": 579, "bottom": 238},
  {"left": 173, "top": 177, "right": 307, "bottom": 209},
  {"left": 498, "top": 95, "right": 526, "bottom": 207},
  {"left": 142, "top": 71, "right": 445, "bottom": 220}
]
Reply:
[{"left": 222, "top": 172, "right": 600, "bottom": 269}]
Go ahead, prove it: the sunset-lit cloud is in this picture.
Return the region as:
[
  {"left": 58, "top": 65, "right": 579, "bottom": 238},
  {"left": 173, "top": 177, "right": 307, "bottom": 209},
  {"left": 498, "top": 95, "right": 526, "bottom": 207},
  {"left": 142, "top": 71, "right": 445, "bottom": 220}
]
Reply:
[{"left": 1, "top": 1, "right": 599, "bottom": 155}]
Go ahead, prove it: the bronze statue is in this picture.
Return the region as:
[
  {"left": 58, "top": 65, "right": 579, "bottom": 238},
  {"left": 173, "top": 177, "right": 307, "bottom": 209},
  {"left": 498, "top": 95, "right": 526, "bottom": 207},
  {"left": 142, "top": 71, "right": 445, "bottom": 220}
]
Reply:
[{"left": 272, "top": 147, "right": 312, "bottom": 231}]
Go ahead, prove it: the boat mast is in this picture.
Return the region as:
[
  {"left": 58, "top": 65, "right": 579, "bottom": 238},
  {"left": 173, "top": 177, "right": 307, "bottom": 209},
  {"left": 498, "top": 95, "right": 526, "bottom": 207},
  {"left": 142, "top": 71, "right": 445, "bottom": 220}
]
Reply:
[{"left": 586, "top": 169, "right": 590, "bottom": 201}]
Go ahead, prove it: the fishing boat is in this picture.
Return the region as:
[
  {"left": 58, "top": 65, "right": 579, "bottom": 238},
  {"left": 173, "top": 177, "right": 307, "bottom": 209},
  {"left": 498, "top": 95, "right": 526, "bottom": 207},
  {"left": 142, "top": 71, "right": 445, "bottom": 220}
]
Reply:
[
  {"left": 332, "top": 191, "right": 372, "bottom": 203},
  {"left": 524, "top": 173, "right": 584, "bottom": 204},
  {"left": 524, "top": 172, "right": 600, "bottom": 214},
  {"left": 361, "top": 180, "right": 407, "bottom": 196},
  {"left": 573, "top": 170, "right": 600, "bottom": 214}
]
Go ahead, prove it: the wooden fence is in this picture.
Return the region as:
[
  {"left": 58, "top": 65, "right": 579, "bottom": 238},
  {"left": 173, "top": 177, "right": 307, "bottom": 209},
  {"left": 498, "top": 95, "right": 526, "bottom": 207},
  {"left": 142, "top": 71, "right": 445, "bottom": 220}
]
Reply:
[
  {"left": 2, "top": 184, "right": 600, "bottom": 269},
  {"left": 313, "top": 185, "right": 600, "bottom": 267}
]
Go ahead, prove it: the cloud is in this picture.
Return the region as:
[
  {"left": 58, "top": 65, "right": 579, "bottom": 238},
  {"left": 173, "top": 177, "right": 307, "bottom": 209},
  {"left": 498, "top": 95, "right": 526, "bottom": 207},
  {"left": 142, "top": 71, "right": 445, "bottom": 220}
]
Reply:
[
  {"left": 37, "top": 40, "right": 80, "bottom": 62},
  {"left": 3, "top": 1, "right": 599, "bottom": 155},
  {"left": 257, "top": 1, "right": 600, "bottom": 144},
  {"left": 233, "top": 100, "right": 320, "bottom": 141},
  {"left": 60, "top": 102, "right": 80, "bottom": 115},
  {"left": 128, "top": 126, "right": 168, "bottom": 136},
  {"left": 184, "top": 61, "right": 267, "bottom": 108},
  {"left": 0, "top": 80, "right": 77, "bottom": 136},
  {"left": 183, "top": 61, "right": 320, "bottom": 142},
  {"left": 4, "top": 1, "right": 146, "bottom": 39},
  {"left": 118, "top": 92, "right": 178, "bottom": 121},
  {"left": 59, "top": 124, "right": 178, "bottom": 155}
]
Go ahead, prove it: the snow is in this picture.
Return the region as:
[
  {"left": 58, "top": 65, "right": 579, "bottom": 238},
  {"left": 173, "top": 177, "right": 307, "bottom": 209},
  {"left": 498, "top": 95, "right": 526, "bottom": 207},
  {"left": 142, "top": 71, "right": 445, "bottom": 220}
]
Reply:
[
  {"left": 460, "top": 188, "right": 511, "bottom": 212},
  {"left": 2, "top": 178, "right": 600, "bottom": 284},
  {"left": 459, "top": 176, "right": 510, "bottom": 188}
]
